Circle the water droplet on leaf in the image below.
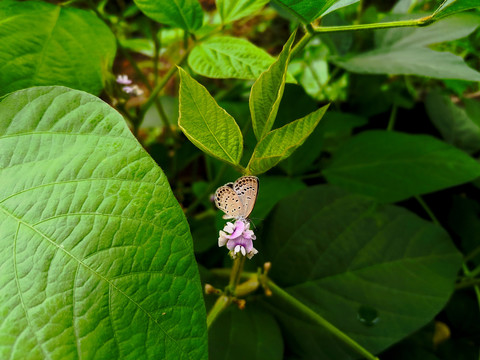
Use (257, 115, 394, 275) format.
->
(357, 305, 379, 327)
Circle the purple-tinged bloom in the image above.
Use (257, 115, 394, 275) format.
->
(218, 219, 257, 259)
(116, 74, 132, 85)
(122, 85, 144, 96)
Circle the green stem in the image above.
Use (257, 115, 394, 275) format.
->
(206, 257, 247, 328)
(152, 22, 161, 85)
(207, 295, 230, 329)
(228, 256, 246, 291)
(462, 264, 480, 310)
(138, 44, 193, 120)
(465, 245, 480, 262)
(290, 30, 313, 60)
(387, 103, 397, 131)
(86, 0, 172, 134)
(116, 41, 173, 134)
(469, 264, 480, 278)
(117, 42, 151, 89)
(210, 268, 253, 280)
(456, 277, 480, 290)
(312, 15, 434, 34)
(267, 280, 380, 360)
(147, 23, 174, 132)
(415, 196, 439, 225)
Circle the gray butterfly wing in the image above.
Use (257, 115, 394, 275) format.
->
(214, 185, 244, 219)
(233, 176, 259, 218)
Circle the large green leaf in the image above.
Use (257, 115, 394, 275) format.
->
(336, 13, 480, 81)
(376, 13, 480, 48)
(250, 32, 296, 141)
(247, 105, 329, 175)
(272, 0, 358, 23)
(209, 305, 283, 360)
(323, 131, 480, 203)
(134, 0, 203, 31)
(433, 0, 480, 19)
(335, 47, 480, 81)
(250, 176, 306, 224)
(188, 37, 275, 80)
(261, 185, 462, 359)
(217, 0, 270, 23)
(178, 67, 243, 166)
(0, 86, 207, 359)
(425, 90, 480, 154)
(0, 1, 116, 97)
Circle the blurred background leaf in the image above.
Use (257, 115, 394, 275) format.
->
(0, 1, 116, 96)
(258, 185, 462, 359)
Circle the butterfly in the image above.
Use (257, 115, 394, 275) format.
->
(214, 176, 259, 220)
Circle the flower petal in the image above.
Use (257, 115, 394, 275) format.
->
(228, 220, 246, 239)
(247, 248, 258, 259)
(218, 231, 228, 247)
(224, 222, 235, 234)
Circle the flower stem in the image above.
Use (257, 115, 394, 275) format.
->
(206, 256, 248, 328)
(267, 280, 380, 360)
(229, 256, 246, 291)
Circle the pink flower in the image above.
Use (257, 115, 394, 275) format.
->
(218, 219, 257, 259)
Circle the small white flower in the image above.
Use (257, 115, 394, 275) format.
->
(116, 74, 132, 85)
(122, 85, 144, 96)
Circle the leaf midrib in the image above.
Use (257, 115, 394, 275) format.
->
(181, 83, 238, 164)
(327, 153, 479, 172)
(31, 6, 61, 86)
(13, 222, 50, 359)
(0, 177, 160, 205)
(171, 0, 191, 31)
(0, 204, 188, 358)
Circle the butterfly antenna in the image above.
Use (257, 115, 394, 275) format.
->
(248, 217, 263, 230)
